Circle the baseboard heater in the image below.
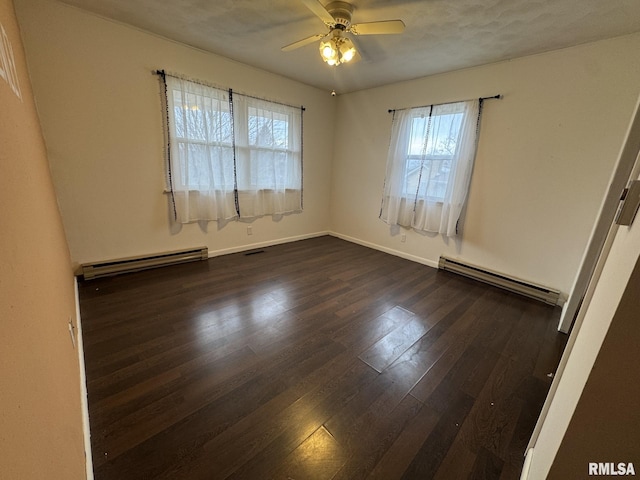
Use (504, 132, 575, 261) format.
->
(81, 247, 208, 280)
(438, 256, 560, 305)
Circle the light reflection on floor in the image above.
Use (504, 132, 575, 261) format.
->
(274, 424, 346, 479)
(192, 284, 293, 352)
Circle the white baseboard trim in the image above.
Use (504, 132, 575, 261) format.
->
(328, 231, 440, 269)
(520, 448, 534, 480)
(74, 278, 94, 480)
(207, 231, 330, 258)
(558, 300, 571, 332)
(328, 233, 569, 307)
(206, 229, 438, 269)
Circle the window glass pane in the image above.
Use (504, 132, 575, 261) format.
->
(248, 107, 289, 149)
(172, 90, 232, 144)
(177, 141, 235, 189)
(240, 101, 299, 191)
(408, 115, 429, 156)
(404, 111, 463, 200)
(430, 113, 463, 156)
(415, 158, 451, 199)
(408, 112, 463, 157)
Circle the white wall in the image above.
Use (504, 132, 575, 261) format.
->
(15, 0, 640, 297)
(15, 0, 336, 267)
(330, 34, 640, 297)
(527, 163, 640, 479)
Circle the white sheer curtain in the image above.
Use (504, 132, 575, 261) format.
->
(380, 99, 480, 236)
(233, 94, 303, 218)
(165, 76, 238, 223)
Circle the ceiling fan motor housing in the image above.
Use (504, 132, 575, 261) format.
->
(326, 1, 354, 29)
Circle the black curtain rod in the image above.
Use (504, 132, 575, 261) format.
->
(388, 94, 502, 113)
(154, 69, 305, 111)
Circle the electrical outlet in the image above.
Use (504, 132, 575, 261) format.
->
(247, 225, 253, 235)
(401, 234, 406, 243)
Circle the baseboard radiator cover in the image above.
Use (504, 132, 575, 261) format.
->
(438, 256, 560, 305)
(81, 247, 208, 280)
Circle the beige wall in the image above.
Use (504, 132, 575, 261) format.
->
(15, 0, 336, 267)
(0, 0, 86, 478)
(329, 34, 640, 297)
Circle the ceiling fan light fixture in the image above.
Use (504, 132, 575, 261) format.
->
(339, 37, 356, 63)
(285, 1, 405, 67)
(319, 35, 356, 66)
(319, 39, 338, 64)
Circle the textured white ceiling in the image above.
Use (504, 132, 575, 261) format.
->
(56, 0, 640, 93)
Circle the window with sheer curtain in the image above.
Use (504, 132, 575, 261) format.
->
(233, 95, 303, 219)
(380, 99, 481, 237)
(163, 74, 303, 224)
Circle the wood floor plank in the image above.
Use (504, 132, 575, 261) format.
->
(221, 368, 384, 480)
(270, 426, 347, 480)
(330, 393, 424, 479)
(93, 334, 344, 468)
(532, 303, 568, 382)
(368, 403, 441, 479)
(358, 315, 427, 373)
(433, 439, 477, 480)
(506, 376, 552, 467)
(96, 343, 359, 479)
(78, 235, 567, 480)
(401, 388, 476, 479)
(330, 305, 413, 351)
(387, 288, 487, 393)
(457, 356, 531, 464)
(470, 447, 505, 480)
(408, 288, 505, 403)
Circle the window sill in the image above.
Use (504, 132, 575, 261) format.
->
(163, 188, 301, 194)
(396, 196, 445, 206)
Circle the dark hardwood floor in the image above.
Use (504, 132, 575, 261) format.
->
(78, 235, 567, 480)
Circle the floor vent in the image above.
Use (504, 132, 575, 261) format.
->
(438, 256, 560, 305)
(81, 247, 208, 280)
(244, 249, 265, 256)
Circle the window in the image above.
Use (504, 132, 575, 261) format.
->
(233, 96, 302, 193)
(380, 100, 481, 236)
(246, 106, 291, 189)
(405, 106, 464, 200)
(163, 74, 303, 223)
(170, 84, 234, 190)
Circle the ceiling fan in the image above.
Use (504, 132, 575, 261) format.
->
(282, 0, 405, 66)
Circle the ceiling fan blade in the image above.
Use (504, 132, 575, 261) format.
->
(350, 20, 405, 35)
(282, 33, 326, 52)
(299, 0, 335, 25)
